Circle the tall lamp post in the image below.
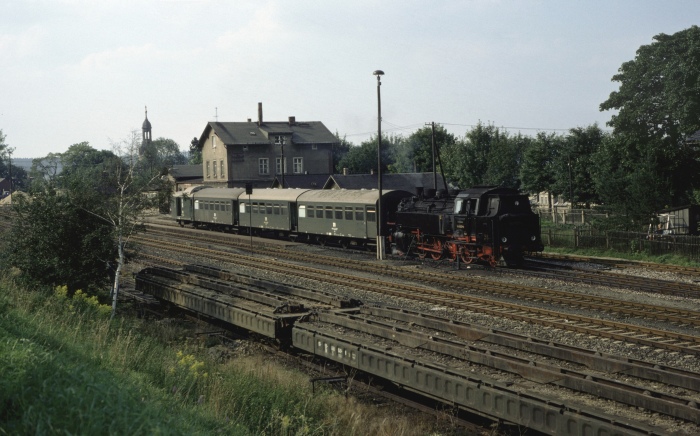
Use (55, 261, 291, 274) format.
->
(373, 69, 385, 260)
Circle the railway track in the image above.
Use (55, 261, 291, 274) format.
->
(133, 231, 700, 358)
(129, 260, 700, 433)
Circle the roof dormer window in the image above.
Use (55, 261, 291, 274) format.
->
(275, 135, 285, 145)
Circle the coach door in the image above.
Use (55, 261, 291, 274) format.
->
(365, 205, 377, 238)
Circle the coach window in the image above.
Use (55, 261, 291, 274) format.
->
(325, 206, 333, 219)
(345, 207, 353, 220)
(252, 202, 259, 214)
(355, 207, 364, 221)
(239, 203, 247, 214)
(366, 206, 376, 222)
(215, 202, 219, 211)
(281, 204, 288, 215)
(273, 205, 280, 215)
(335, 207, 343, 220)
(305, 205, 313, 218)
(316, 207, 324, 218)
(194, 200, 200, 210)
(299, 205, 307, 218)
(266, 204, 273, 214)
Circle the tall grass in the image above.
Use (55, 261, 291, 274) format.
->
(0, 273, 449, 435)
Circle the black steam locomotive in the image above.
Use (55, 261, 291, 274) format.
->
(391, 186, 543, 267)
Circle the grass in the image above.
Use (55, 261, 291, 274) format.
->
(0, 272, 452, 435)
(543, 245, 700, 267)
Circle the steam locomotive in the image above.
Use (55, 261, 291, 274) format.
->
(392, 186, 543, 267)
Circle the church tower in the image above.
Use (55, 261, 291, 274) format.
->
(142, 106, 152, 143)
(140, 106, 152, 156)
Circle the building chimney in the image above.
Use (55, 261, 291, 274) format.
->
(258, 102, 263, 126)
(288, 116, 296, 125)
(247, 118, 251, 122)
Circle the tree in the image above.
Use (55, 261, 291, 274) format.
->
(0, 129, 8, 177)
(390, 124, 457, 174)
(600, 25, 700, 209)
(442, 122, 519, 189)
(99, 131, 164, 318)
(189, 137, 202, 165)
(140, 137, 187, 175)
(336, 134, 399, 175)
(520, 132, 560, 208)
(551, 125, 606, 207)
(332, 132, 353, 173)
(5, 186, 115, 291)
(484, 132, 529, 189)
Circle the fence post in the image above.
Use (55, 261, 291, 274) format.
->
(606, 231, 609, 249)
(581, 210, 585, 225)
(574, 227, 579, 248)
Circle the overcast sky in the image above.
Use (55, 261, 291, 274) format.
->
(2, 0, 698, 158)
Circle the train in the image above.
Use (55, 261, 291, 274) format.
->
(171, 185, 543, 266)
(392, 186, 544, 267)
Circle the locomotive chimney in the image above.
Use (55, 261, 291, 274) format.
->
(258, 102, 263, 126)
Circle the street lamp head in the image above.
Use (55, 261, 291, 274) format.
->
(373, 70, 384, 76)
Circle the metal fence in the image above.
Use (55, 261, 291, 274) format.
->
(541, 227, 700, 261)
(534, 206, 612, 225)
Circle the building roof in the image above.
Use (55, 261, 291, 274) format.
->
(169, 165, 202, 181)
(271, 174, 329, 189)
(199, 120, 338, 147)
(325, 173, 448, 192)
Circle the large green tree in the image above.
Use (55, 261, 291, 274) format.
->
(336, 134, 399, 175)
(139, 137, 187, 175)
(552, 125, 606, 207)
(520, 132, 561, 207)
(600, 25, 700, 211)
(390, 124, 457, 174)
(442, 122, 522, 189)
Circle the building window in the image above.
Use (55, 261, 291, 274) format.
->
(206, 161, 210, 178)
(220, 160, 225, 179)
(274, 135, 285, 145)
(293, 157, 303, 174)
(212, 136, 217, 148)
(312, 144, 318, 150)
(213, 160, 217, 178)
(259, 158, 269, 175)
(276, 157, 286, 174)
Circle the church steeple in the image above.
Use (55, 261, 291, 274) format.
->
(142, 106, 152, 143)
